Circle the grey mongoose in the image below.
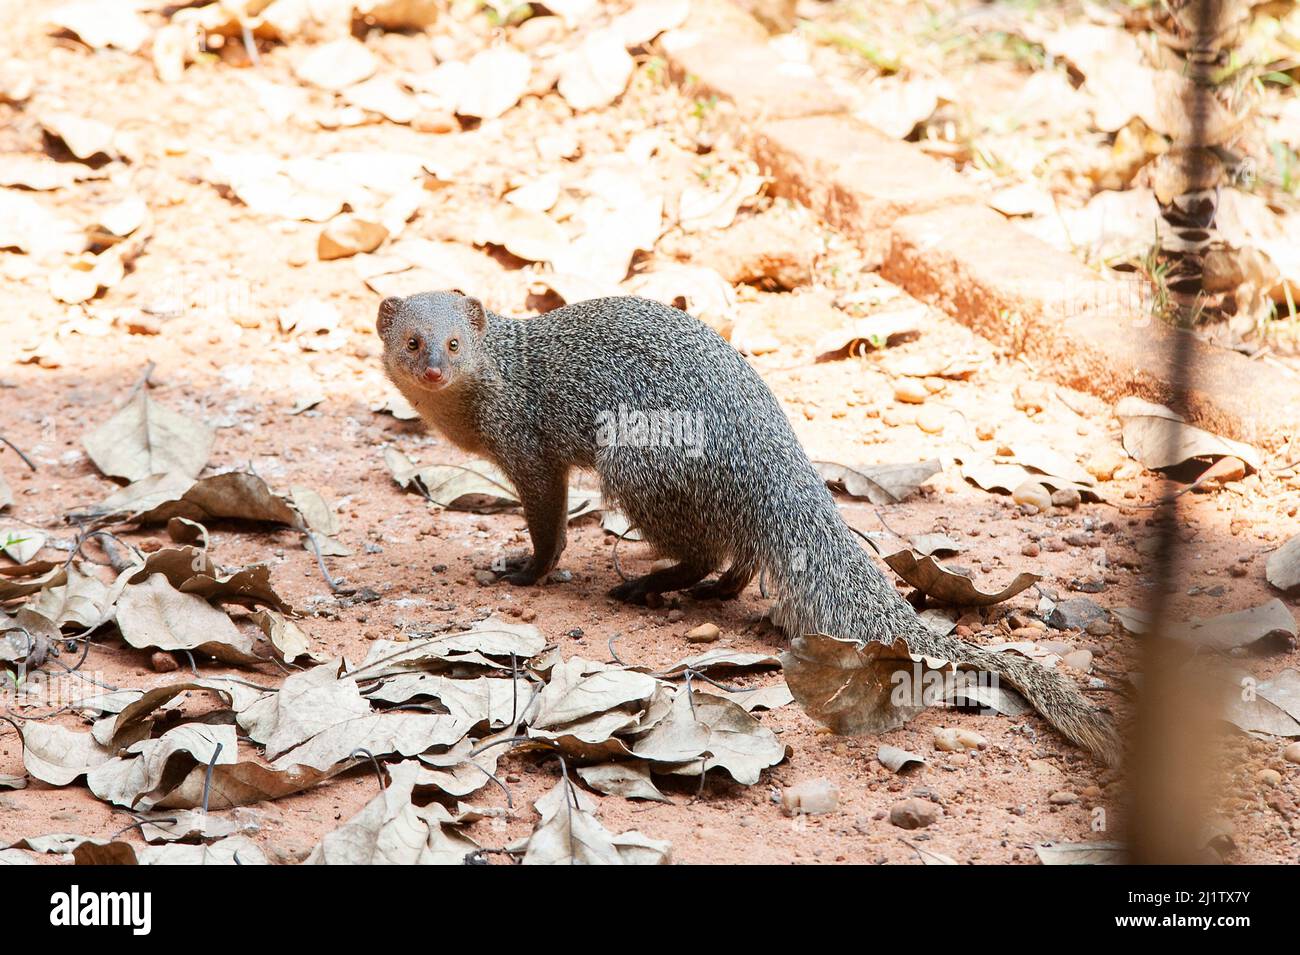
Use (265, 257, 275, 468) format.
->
(377, 291, 1120, 764)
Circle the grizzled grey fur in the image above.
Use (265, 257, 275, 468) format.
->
(378, 292, 1119, 763)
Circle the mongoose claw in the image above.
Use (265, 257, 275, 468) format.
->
(688, 579, 742, 601)
(502, 570, 543, 586)
(492, 550, 539, 583)
(607, 579, 655, 605)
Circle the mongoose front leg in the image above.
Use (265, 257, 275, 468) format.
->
(501, 468, 569, 585)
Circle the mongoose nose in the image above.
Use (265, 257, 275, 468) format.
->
(422, 367, 444, 384)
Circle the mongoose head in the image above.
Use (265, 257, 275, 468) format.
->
(376, 291, 487, 394)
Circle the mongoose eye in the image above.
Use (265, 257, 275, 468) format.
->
(406, 337, 420, 352)
(447, 338, 460, 353)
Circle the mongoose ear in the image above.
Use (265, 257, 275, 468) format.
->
(377, 297, 402, 337)
(463, 296, 487, 335)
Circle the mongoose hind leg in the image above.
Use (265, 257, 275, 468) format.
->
(689, 558, 757, 601)
(609, 560, 714, 604)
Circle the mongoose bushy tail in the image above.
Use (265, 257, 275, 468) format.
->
(378, 292, 1121, 765)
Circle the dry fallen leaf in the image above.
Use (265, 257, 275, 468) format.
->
(271, 711, 471, 773)
(48, 0, 151, 53)
(1178, 600, 1297, 652)
(649, 648, 782, 679)
(342, 75, 419, 124)
(625, 265, 735, 328)
(1116, 397, 1261, 472)
(88, 723, 236, 809)
(157, 759, 350, 811)
(678, 171, 764, 233)
(473, 203, 569, 263)
(0, 154, 95, 191)
(293, 37, 378, 90)
(40, 111, 117, 160)
(88, 469, 301, 526)
(384, 449, 519, 509)
(958, 457, 1098, 501)
(632, 688, 786, 785)
(28, 562, 116, 630)
(135, 807, 261, 844)
(351, 616, 547, 681)
(527, 657, 658, 730)
(0, 526, 44, 563)
(780, 633, 954, 736)
(414, 736, 504, 798)
(576, 761, 671, 802)
(558, 29, 633, 111)
(456, 46, 532, 119)
(1221, 667, 1300, 738)
(1266, 535, 1300, 593)
(305, 761, 478, 864)
(877, 745, 926, 773)
(1034, 841, 1125, 865)
(612, 0, 690, 45)
(116, 573, 262, 665)
(21, 722, 115, 786)
(83, 387, 214, 483)
(815, 459, 941, 505)
(240, 660, 371, 759)
(205, 153, 342, 222)
(883, 551, 1040, 607)
(0, 190, 85, 257)
(524, 781, 669, 865)
(812, 313, 924, 357)
(856, 74, 948, 139)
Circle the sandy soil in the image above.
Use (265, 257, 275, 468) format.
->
(1, 1, 1298, 864)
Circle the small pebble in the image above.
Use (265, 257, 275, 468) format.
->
(1049, 790, 1079, 805)
(1258, 768, 1282, 788)
(894, 379, 928, 404)
(1013, 382, 1049, 415)
(149, 651, 179, 673)
(1011, 480, 1051, 512)
(881, 406, 915, 427)
(1284, 742, 1300, 765)
(685, 622, 720, 643)
(411, 109, 456, 133)
(1085, 618, 1113, 637)
(473, 570, 496, 586)
(1050, 487, 1082, 509)
(1061, 649, 1093, 672)
(933, 727, 986, 752)
(781, 779, 840, 816)
(1085, 448, 1126, 481)
(889, 797, 940, 830)
(915, 406, 946, 434)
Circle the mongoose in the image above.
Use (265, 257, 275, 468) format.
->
(377, 292, 1120, 764)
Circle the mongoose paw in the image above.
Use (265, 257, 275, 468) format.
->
(493, 551, 547, 583)
(689, 579, 743, 601)
(607, 579, 660, 605)
(501, 568, 543, 586)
